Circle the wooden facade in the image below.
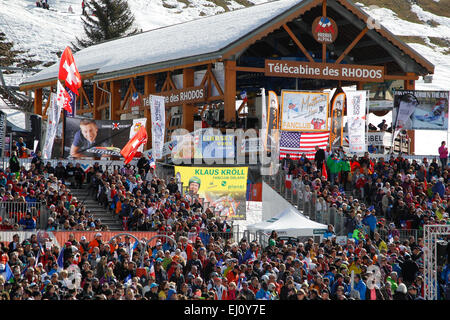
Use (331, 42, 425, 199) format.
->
(22, 0, 433, 152)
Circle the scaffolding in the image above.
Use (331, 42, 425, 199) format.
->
(423, 224, 450, 300)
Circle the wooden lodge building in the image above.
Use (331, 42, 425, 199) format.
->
(20, 0, 434, 153)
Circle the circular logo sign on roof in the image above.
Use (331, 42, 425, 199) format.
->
(312, 16, 338, 44)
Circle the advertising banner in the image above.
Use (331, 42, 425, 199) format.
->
(43, 93, 61, 159)
(201, 132, 235, 159)
(393, 90, 449, 130)
(174, 166, 248, 220)
(280, 90, 329, 131)
(64, 117, 136, 158)
(129, 118, 147, 153)
(150, 95, 166, 159)
(346, 90, 367, 154)
(329, 91, 345, 148)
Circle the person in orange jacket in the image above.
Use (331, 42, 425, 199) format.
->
(88, 233, 103, 253)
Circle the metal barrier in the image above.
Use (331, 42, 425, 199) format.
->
(0, 201, 46, 230)
(378, 228, 424, 242)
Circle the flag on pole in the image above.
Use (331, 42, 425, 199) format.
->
(58, 46, 82, 95)
(121, 125, 148, 164)
(0, 262, 13, 281)
(56, 80, 72, 113)
(280, 131, 330, 160)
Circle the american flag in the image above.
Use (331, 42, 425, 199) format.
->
(279, 131, 330, 160)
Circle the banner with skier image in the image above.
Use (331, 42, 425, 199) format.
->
(280, 91, 329, 132)
(43, 93, 61, 159)
(265, 90, 279, 151)
(393, 90, 449, 130)
(346, 90, 367, 154)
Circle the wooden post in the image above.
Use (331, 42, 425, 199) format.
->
(34, 88, 42, 116)
(110, 80, 121, 120)
(322, 0, 327, 63)
(404, 72, 416, 154)
(93, 83, 101, 120)
(144, 74, 156, 149)
(182, 68, 196, 132)
(224, 60, 236, 123)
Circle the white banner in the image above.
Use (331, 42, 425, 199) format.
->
(129, 118, 147, 153)
(261, 88, 267, 133)
(149, 95, 165, 159)
(280, 90, 329, 131)
(346, 90, 366, 154)
(43, 93, 61, 159)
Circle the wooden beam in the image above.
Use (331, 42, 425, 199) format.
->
(335, 27, 368, 64)
(209, 67, 224, 96)
(235, 66, 265, 73)
(224, 60, 236, 122)
(282, 24, 314, 63)
(182, 68, 196, 132)
(93, 84, 101, 119)
(34, 88, 42, 116)
(110, 80, 121, 120)
(384, 74, 419, 81)
(20, 72, 97, 91)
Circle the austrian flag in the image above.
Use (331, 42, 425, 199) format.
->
(58, 47, 81, 95)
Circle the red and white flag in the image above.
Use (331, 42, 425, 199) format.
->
(120, 125, 148, 164)
(58, 47, 82, 95)
(285, 174, 292, 189)
(56, 80, 72, 113)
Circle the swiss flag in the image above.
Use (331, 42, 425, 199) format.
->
(56, 80, 72, 113)
(120, 125, 148, 164)
(58, 47, 82, 95)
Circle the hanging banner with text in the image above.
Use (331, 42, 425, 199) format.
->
(174, 166, 248, 220)
(329, 91, 345, 148)
(280, 90, 329, 131)
(150, 95, 166, 159)
(265, 60, 384, 82)
(346, 90, 367, 154)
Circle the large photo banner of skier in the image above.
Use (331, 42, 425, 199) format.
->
(174, 166, 248, 220)
(393, 90, 449, 130)
(329, 91, 345, 149)
(64, 117, 146, 158)
(280, 91, 329, 131)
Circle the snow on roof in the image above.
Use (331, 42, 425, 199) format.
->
(23, 0, 304, 85)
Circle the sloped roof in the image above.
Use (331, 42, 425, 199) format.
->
(21, 0, 434, 89)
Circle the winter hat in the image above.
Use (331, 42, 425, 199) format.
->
(396, 283, 407, 294)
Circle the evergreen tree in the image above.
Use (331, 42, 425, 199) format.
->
(0, 31, 21, 69)
(73, 0, 138, 51)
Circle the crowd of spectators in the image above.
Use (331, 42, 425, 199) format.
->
(281, 146, 450, 243)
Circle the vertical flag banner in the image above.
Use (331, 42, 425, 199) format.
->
(280, 91, 329, 131)
(65, 88, 77, 117)
(150, 95, 166, 159)
(346, 90, 367, 154)
(0, 111, 6, 157)
(43, 93, 61, 159)
(174, 166, 248, 220)
(261, 88, 267, 141)
(266, 90, 279, 151)
(56, 80, 72, 113)
(329, 91, 345, 148)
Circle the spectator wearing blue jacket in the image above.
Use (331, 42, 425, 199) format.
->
(362, 208, 377, 239)
(432, 177, 445, 198)
(348, 273, 367, 300)
(330, 273, 348, 296)
(19, 212, 36, 230)
(241, 242, 258, 264)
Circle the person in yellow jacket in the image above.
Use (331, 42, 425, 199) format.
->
(348, 256, 363, 275)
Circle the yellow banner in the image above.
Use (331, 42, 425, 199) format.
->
(175, 166, 248, 220)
